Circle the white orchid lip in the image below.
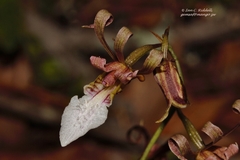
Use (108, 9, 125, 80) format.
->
(59, 78, 118, 147)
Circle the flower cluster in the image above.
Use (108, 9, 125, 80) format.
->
(59, 9, 162, 147)
(59, 9, 239, 160)
(168, 121, 239, 160)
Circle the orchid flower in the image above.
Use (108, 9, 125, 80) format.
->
(150, 28, 188, 123)
(168, 121, 239, 160)
(168, 104, 240, 160)
(59, 9, 161, 147)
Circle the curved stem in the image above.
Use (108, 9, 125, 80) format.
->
(140, 107, 176, 160)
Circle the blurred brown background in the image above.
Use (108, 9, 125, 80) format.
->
(0, 0, 239, 159)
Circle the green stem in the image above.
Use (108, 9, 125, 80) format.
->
(140, 30, 189, 159)
(140, 107, 175, 160)
(167, 33, 205, 150)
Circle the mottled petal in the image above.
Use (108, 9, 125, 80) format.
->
(114, 26, 133, 62)
(90, 57, 138, 86)
(153, 59, 188, 109)
(116, 69, 138, 84)
(102, 72, 117, 87)
(103, 63, 138, 86)
(104, 61, 125, 72)
(84, 75, 105, 97)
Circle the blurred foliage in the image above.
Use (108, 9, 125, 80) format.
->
(36, 0, 57, 16)
(30, 53, 84, 95)
(0, 0, 83, 93)
(0, 0, 25, 53)
(36, 58, 67, 87)
(0, 0, 42, 63)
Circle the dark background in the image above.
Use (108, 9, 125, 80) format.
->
(0, 0, 239, 159)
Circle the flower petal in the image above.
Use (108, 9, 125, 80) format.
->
(114, 26, 133, 62)
(103, 62, 138, 86)
(59, 76, 119, 147)
(153, 59, 188, 109)
(161, 27, 170, 58)
(196, 149, 220, 160)
(90, 56, 138, 86)
(221, 143, 239, 159)
(139, 49, 163, 74)
(150, 28, 169, 58)
(59, 95, 109, 147)
(84, 75, 105, 97)
(155, 104, 171, 123)
(168, 134, 195, 160)
(90, 56, 107, 71)
(125, 43, 161, 67)
(83, 9, 116, 60)
(201, 121, 223, 144)
(197, 143, 239, 160)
